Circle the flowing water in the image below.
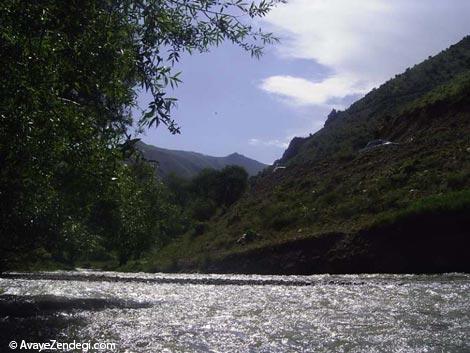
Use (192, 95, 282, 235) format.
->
(0, 271, 469, 352)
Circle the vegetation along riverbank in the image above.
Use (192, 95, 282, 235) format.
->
(1, 2, 469, 275)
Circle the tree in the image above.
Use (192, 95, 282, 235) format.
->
(217, 165, 249, 206)
(128, 0, 285, 133)
(0, 0, 281, 269)
(186, 166, 248, 221)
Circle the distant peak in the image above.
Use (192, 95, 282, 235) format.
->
(228, 152, 242, 157)
(137, 143, 266, 177)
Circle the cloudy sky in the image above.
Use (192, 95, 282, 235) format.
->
(138, 0, 470, 164)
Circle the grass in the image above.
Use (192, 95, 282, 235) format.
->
(371, 189, 470, 229)
(137, 45, 470, 273)
(143, 128, 469, 272)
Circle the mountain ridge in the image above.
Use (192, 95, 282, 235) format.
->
(137, 141, 267, 179)
(277, 35, 470, 167)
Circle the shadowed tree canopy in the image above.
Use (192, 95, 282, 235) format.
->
(0, 0, 282, 269)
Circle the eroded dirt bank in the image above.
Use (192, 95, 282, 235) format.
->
(193, 209, 470, 275)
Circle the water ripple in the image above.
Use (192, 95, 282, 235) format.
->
(0, 272, 469, 352)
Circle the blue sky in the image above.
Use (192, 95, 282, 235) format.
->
(138, 0, 470, 165)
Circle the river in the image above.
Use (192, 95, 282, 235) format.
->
(1, 271, 469, 352)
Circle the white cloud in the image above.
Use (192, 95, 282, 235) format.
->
(260, 0, 470, 106)
(260, 75, 368, 106)
(249, 138, 289, 149)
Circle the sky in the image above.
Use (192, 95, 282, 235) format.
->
(137, 0, 470, 165)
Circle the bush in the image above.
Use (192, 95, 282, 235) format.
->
(336, 146, 355, 162)
(447, 168, 470, 190)
(262, 203, 300, 230)
(190, 199, 217, 221)
(243, 229, 257, 242)
(373, 189, 470, 228)
(193, 222, 207, 237)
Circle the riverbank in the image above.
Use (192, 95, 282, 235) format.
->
(4, 190, 469, 276)
(202, 208, 469, 275)
(135, 190, 470, 274)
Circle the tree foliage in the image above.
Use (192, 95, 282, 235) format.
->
(167, 166, 249, 221)
(0, 0, 280, 269)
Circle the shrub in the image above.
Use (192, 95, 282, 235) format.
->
(192, 222, 206, 237)
(190, 199, 217, 221)
(262, 203, 300, 230)
(373, 189, 470, 228)
(447, 168, 470, 190)
(243, 229, 257, 242)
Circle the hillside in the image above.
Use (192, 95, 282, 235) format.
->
(137, 142, 267, 178)
(142, 37, 470, 274)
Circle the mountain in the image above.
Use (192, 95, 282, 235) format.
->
(136, 142, 267, 178)
(146, 36, 470, 274)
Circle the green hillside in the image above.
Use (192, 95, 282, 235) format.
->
(143, 36, 470, 274)
(278, 36, 470, 166)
